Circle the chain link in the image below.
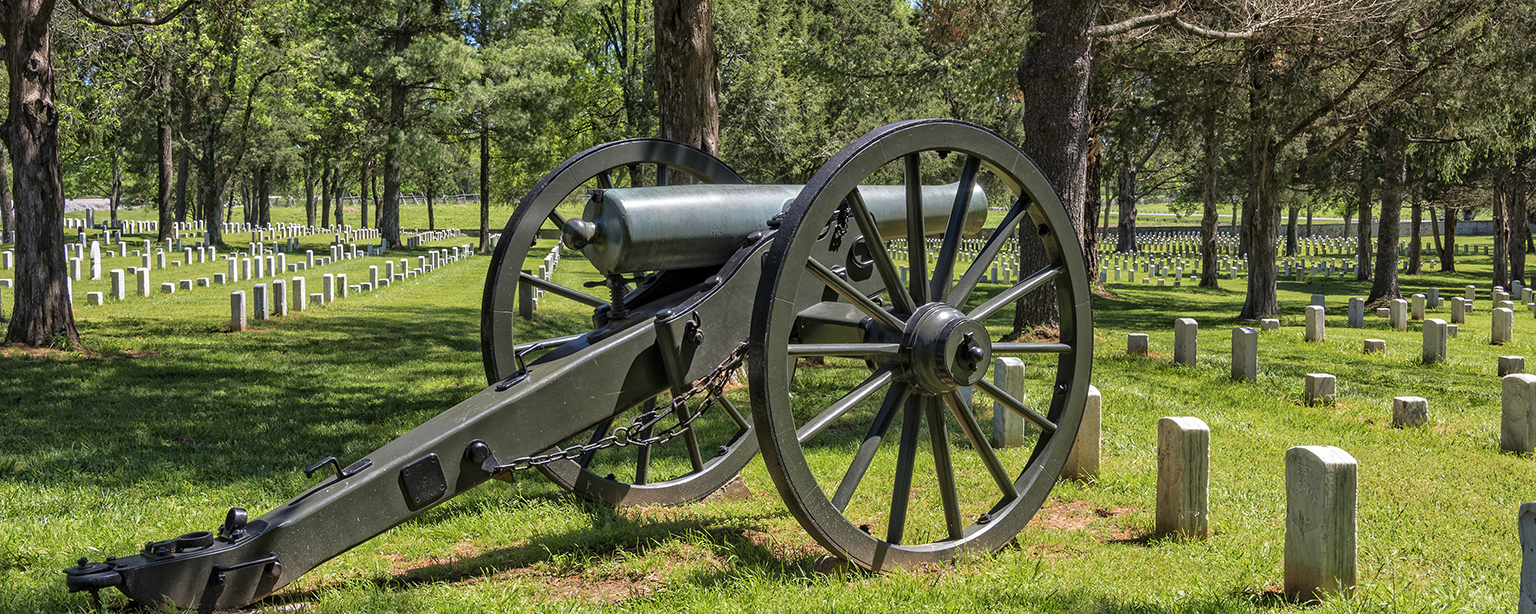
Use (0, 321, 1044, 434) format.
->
(493, 341, 749, 473)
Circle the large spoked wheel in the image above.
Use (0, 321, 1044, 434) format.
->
(481, 139, 759, 506)
(748, 119, 1092, 569)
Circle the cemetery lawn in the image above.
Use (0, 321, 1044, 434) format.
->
(1, 234, 1526, 613)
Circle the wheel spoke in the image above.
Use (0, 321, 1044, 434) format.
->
(942, 391, 1018, 501)
(845, 190, 917, 315)
(715, 393, 750, 430)
(925, 397, 965, 540)
(633, 400, 655, 484)
(949, 196, 1030, 308)
(787, 343, 901, 358)
(832, 383, 909, 512)
(967, 264, 1062, 321)
(886, 394, 925, 545)
(578, 418, 613, 469)
(904, 153, 929, 305)
(657, 163, 670, 187)
(806, 257, 906, 333)
(597, 170, 615, 189)
(797, 366, 896, 443)
(676, 403, 705, 472)
(991, 342, 1073, 355)
(974, 378, 1056, 433)
(519, 273, 608, 308)
(930, 156, 980, 302)
(546, 210, 567, 229)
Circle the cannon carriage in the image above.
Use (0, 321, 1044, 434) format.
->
(63, 119, 1092, 611)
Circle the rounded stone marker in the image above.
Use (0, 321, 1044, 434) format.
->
(1128, 333, 1149, 356)
(1502, 356, 1527, 377)
(1285, 445, 1357, 602)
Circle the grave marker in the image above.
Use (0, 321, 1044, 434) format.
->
(1502, 356, 1526, 377)
(1174, 318, 1198, 366)
(1304, 306, 1325, 342)
(1495, 307, 1516, 345)
(1062, 386, 1101, 480)
(231, 292, 247, 331)
(1422, 319, 1448, 364)
(1128, 334, 1149, 356)
(1232, 327, 1258, 381)
(1284, 446, 1357, 601)
(1304, 374, 1336, 405)
(1389, 299, 1408, 332)
(1503, 374, 1536, 454)
(1347, 298, 1364, 328)
(1156, 416, 1209, 539)
(1392, 396, 1428, 427)
(992, 358, 1026, 448)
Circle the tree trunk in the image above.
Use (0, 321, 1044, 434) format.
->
(320, 165, 331, 228)
(653, 0, 719, 156)
(372, 162, 381, 228)
(334, 166, 345, 228)
(359, 157, 370, 229)
(255, 167, 271, 227)
(1305, 203, 1313, 239)
(2, 0, 80, 346)
(1285, 204, 1297, 256)
(381, 32, 406, 250)
(1082, 140, 1101, 287)
(1199, 107, 1220, 288)
(1239, 41, 1280, 319)
(1494, 169, 1510, 290)
(426, 189, 435, 231)
(1367, 123, 1406, 304)
(1408, 192, 1422, 275)
(174, 85, 191, 224)
(1442, 210, 1457, 272)
(303, 164, 316, 228)
(1013, 0, 1094, 334)
(0, 142, 12, 245)
(1356, 178, 1372, 280)
(1514, 176, 1529, 285)
(109, 147, 121, 226)
(1114, 165, 1137, 252)
(479, 118, 490, 254)
(156, 81, 173, 241)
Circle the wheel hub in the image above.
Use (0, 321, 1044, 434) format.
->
(903, 304, 992, 395)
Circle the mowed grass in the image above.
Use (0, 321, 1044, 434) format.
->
(0, 232, 1529, 613)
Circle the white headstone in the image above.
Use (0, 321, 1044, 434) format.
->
(1304, 373, 1336, 405)
(1174, 318, 1198, 366)
(231, 291, 247, 331)
(992, 357, 1026, 448)
(1156, 416, 1209, 539)
(1304, 306, 1325, 342)
(1495, 307, 1515, 345)
(1232, 327, 1258, 381)
(1392, 396, 1427, 427)
(1284, 445, 1357, 601)
(1063, 385, 1100, 481)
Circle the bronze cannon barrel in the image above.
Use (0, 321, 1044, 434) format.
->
(563, 182, 988, 275)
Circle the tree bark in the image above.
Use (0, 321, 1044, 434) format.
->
(380, 29, 406, 250)
(1239, 41, 1280, 319)
(1284, 204, 1297, 256)
(254, 167, 270, 227)
(303, 163, 316, 228)
(1494, 168, 1510, 290)
(653, 0, 719, 156)
(109, 147, 121, 226)
(479, 116, 490, 254)
(156, 74, 173, 241)
(1367, 123, 1406, 304)
(333, 165, 345, 228)
(1442, 210, 1457, 272)
(426, 189, 435, 231)
(0, 142, 12, 245)
(1514, 175, 1528, 285)
(2, 0, 81, 347)
(1199, 107, 1221, 288)
(1013, 0, 1094, 333)
(1408, 192, 1422, 275)
(1114, 165, 1137, 252)
(1355, 177, 1372, 280)
(1083, 139, 1101, 288)
(359, 156, 370, 229)
(320, 165, 331, 228)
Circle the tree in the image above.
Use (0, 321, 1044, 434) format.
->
(654, 0, 717, 155)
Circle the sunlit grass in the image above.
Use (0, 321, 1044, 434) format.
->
(0, 232, 1527, 613)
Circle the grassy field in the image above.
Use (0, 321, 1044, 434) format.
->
(0, 232, 1528, 613)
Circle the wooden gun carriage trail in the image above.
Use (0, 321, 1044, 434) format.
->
(62, 119, 1094, 611)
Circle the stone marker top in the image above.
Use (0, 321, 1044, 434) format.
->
(1288, 444, 1357, 468)
(1160, 415, 1209, 433)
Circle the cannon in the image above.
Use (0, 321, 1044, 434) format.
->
(62, 119, 1092, 611)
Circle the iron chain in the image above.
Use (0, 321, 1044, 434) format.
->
(493, 341, 748, 473)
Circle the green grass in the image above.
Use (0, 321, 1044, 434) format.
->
(0, 232, 1529, 613)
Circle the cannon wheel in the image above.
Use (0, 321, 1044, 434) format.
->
(481, 139, 759, 506)
(748, 119, 1092, 569)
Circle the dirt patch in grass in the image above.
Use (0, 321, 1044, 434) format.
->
(1029, 500, 1144, 542)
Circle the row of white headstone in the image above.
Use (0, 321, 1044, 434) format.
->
(230, 246, 475, 330)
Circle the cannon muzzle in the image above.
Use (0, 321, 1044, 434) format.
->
(565, 182, 987, 275)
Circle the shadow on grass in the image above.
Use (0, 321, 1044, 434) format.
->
(0, 305, 491, 489)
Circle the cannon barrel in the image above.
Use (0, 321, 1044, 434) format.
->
(563, 182, 988, 275)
